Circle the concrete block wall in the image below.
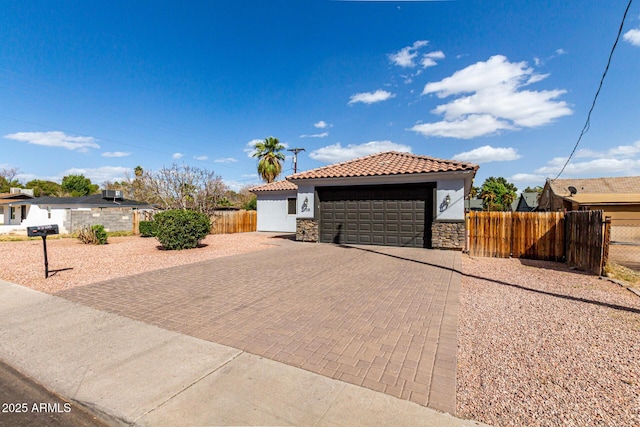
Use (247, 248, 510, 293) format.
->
(67, 210, 134, 233)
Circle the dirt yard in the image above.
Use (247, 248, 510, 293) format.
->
(0, 232, 281, 293)
(459, 255, 640, 427)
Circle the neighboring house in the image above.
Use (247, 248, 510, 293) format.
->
(250, 180, 299, 233)
(538, 176, 640, 243)
(464, 198, 483, 212)
(538, 176, 640, 213)
(252, 151, 478, 249)
(514, 192, 540, 212)
(0, 188, 35, 228)
(0, 190, 153, 235)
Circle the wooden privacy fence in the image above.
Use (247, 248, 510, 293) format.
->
(466, 211, 565, 260)
(210, 210, 257, 234)
(565, 210, 611, 275)
(466, 210, 610, 275)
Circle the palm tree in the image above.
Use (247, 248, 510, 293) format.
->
(253, 137, 285, 183)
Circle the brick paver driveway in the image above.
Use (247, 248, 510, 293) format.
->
(58, 238, 462, 414)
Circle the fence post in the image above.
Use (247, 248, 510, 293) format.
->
(600, 216, 611, 275)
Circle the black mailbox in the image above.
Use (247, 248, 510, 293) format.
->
(27, 224, 59, 237)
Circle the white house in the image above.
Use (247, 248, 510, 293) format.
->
(0, 190, 152, 235)
(251, 151, 478, 249)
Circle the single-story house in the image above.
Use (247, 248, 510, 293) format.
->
(0, 189, 153, 235)
(0, 189, 35, 228)
(514, 192, 540, 212)
(538, 176, 640, 213)
(538, 176, 640, 243)
(251, 151, 478, 249)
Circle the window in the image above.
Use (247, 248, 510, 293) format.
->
(287, 198, 297, 215)
(10, 207, 15, 220)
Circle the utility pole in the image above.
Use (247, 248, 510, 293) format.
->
(287, 148, 305, 173)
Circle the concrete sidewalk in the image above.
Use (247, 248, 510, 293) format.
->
(0, 280, 486, 426)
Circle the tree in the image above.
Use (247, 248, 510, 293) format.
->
(142, 163, 227, 215)
(480, 176, 518, 211)
(25, 180, 62, 197)
(0, 168, 22, 193)
(524, 185, 543, 193)
(61, 174, 100, 197)
(252, 137, 285, 183)
(469, 185, 481, 199)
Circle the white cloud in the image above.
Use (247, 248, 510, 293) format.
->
(172, 152, 184, 159)
(535, 156, 640, 176)
(576, 141, 640, 159)
(314, 121, 332, 129)
(410, 114, 514, 139)
(555, 48, 567, 55)
(193, 155, 208, 161)
(309, 141, 411, 163)
(5, 131, 99, 152)
(348, 89, 395, 105)
(388, 40, 428, 68)
(300, 132, 329, 138)
(510, 173, 547, 183)
(623, 28, 640, 46)
(59, 166, 130, 184)
(102, 151, 131, 158)
(453, 145, 521, 163)
(214, 157, 238, 163)
(412, 55, 572, 139)
(421, 50, 445, 68)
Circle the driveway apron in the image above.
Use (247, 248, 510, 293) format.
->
(57, 239, 462, 414)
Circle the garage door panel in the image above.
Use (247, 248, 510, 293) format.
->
(372, 223, 385, 232)
(400, 212, 414, 221)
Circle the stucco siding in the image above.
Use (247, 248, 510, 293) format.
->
(256, 193, 297, 232)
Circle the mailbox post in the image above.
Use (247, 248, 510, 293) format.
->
(27, 225, 59, 278)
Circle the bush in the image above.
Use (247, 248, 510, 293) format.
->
(139, 220, 157, 237)
(77, 224, 108, 245)
(154, 209, 211, 250)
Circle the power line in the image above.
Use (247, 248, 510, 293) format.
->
(553, 0, 635, 180)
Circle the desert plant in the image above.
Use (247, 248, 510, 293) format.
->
(138, 220, 158, 237)
(77, 224, 108, 245)
(154, 209, 211, 250)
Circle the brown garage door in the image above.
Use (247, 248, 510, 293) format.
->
(318, 184, 433, 248)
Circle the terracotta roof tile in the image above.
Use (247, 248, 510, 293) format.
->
(287, 151, 478, 180)
(549, 176, 640, 195)
(249, 180, 298, 192)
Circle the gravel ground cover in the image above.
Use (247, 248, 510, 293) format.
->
(458, 255, 640, 427)
(0, 232, 278, 294)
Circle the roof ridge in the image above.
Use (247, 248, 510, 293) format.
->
(288, 151, 478, 180)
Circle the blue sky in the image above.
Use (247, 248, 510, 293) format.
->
(2, 0, 640, 192)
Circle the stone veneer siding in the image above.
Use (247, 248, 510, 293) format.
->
(431, 220, 466, 250)
(296, 218, 319, 242)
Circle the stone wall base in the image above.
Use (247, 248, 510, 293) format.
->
(431, 220, 465, 250)
(296, 218, 318, 242)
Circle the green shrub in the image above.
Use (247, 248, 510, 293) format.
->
(154, 209, 211, 250)
(139, 220, 157, 237)
(77, 224, 108, 245)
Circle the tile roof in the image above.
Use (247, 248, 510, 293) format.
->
(249, 180, 298, 192)
(287, 151, 479, 180)
(549, 176, 640, 195)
